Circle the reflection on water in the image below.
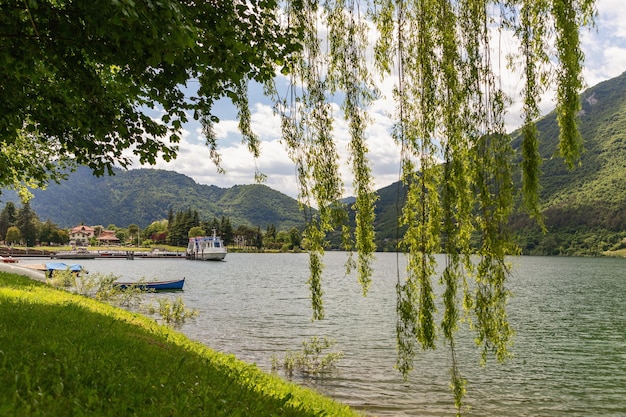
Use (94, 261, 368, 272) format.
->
(24, 253, 626, 416)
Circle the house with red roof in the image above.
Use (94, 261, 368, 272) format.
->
(69, 225, 95, 246)
(97, 229, 120, 245)
(69, 225, 120, 246)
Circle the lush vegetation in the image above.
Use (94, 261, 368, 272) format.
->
(508, 71, 626, 255)
(272, 336, 345, 378)
(0, 201, 304, 253)
(0, 167, 305, 231)
(0, 201, 69, 246)
(1, 0, 296, 197)
(0, 272, 360, 417)
(2, 0, 605, 413)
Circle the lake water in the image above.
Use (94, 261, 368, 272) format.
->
(23, 253, 626, 416)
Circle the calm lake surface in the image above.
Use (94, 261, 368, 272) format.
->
(25, 253, 626, 416)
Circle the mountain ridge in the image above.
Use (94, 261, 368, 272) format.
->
(0, 167, 305, 231)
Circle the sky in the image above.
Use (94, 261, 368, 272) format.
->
(135, 0, 626, 200)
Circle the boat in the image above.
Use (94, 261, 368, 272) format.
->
(45, 262, 86, 277)
(0, 256, 18, 263)
(186, 230, 227, 261)
(113, 278, 185, 291)
(136, 249, 185, 258)
(50, 248, 96, 259)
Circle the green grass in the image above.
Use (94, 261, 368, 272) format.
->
(0, 272, 361, 417)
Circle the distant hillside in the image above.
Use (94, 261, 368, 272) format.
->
(511, 72, 626, 217)
(0, 167, 305, 231)
(348, 72, 626, 254)
(508, 71, 626, 254)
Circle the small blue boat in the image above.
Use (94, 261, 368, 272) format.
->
(113, 278, 185, 291)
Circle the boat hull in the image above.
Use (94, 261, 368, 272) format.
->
(113, 278, 185, 291)
(192, 252, 227, 261)
(46, 262, 85, 273)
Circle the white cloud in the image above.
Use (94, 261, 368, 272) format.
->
(581, 0, 626, 85)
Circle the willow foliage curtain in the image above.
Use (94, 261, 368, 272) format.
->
(275, 0, 595, 412)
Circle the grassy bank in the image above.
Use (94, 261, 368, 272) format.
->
(0, 272, 361, 417)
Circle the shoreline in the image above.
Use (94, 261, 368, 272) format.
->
(0, 261, 46, 282)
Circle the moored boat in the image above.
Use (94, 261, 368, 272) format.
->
(44, 262, 86, 278)
(113, 278, 185, 291)
(186, 230, 227, 261)
(51, 248, 96, 259)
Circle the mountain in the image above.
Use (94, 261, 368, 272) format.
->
(512, 72, 626, 217)
(0, 167, 305, 231)
(353, 72, 626, 254)
(508, 71, 626, 254)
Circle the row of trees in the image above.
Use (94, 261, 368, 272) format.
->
(0, 202, 303, 251)
(164, 208, 302, 251)
(0, 202, 69, 246)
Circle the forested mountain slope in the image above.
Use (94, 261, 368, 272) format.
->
(0, 167, 305, 231)
(512, 71, 626, 222)
(509, 71, 626, 254)
(358, 72, 626, 254)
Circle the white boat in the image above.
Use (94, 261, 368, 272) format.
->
(50, 247, 96, 259)
(186, 230, 227, 261)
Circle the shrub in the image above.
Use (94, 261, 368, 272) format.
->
(272, 336, 344, 378)
(151, 296, 199, 325)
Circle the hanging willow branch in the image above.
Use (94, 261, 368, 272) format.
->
(277, 0, 594, 413)
(326, 0, 378, 295)
(518, 0, 550, 224)
(278, 0, 378, 320)
(553, 0, 593, 168)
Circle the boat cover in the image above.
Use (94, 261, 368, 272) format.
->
(45, 262, 83, 272)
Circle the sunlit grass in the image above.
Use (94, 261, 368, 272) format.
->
(0, 272, 361, 417)
(604, 248, 626, 257)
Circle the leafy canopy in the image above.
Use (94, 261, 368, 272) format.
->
(1, 0, 296, 192)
